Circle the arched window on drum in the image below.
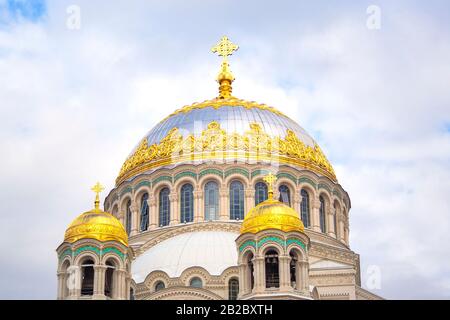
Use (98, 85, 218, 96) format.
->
(126, 200, 132, 235)
(278, 185, 291, 206)
(228, 278, 239, 300)
(140, 193, 149, 232)
(319, 195, 326, 233)
(159, 188, 170, 227)
(255, 181, 268, 205)
(204, 181, 219, 221)
(300, 189, 310, 228)
(230, 180, 244, 220)
(180, 183, 194, 223)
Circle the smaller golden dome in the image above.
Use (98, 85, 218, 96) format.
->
(240, 198, 305, 234)
(240, 173, 304, 234)
(64, 182, 128, 246)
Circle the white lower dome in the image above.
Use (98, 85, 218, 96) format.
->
(132, 231, 239, 282)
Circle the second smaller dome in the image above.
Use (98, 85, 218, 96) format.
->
(240, 198, 305, 235)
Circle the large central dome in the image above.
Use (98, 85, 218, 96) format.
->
(116, 98, 336, 185)
(116, 37, 336, 185)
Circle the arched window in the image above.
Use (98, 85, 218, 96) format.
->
(140, 193, 149, 232)
(204, 181, 219, 221)
(104, 260, 116, 298)
(228, 278, 239, 300)
(319, 195, 326, 233)
(255, 181, 268, 205)
(130, 288, 135, 300)
(159, 188, 170, 227)
(289, 251, 298, 289)
(80, 259, 94, 296)
(189, 277, 203, 288)
(265, 250, 279, 288)
(278, 185, 291, 206)
(300, 190, 310, 228)
(180, 183, 194, 223)
(126, 200, 132, 235)
(155, 281, 165, 292)
(230, 180, 244, 220)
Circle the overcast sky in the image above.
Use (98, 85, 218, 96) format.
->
(0, 0, 449, 299)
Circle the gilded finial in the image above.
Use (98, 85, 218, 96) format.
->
(263, 173, 277, 200)
(211, 36, 239, 99)
(91, 182, 104, 210)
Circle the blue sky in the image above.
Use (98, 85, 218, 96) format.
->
(0, 0, 450, 299)
(1, 0, 46, 22)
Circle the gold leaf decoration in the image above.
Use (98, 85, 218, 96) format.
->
(116, 121, 336, 185)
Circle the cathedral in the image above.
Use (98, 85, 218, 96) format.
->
(56, 37, 382, 300)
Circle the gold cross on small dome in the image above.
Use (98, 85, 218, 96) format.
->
(263, 173, 277, 199)
(91, 182, 104, 210)
(211, 36, 239, 61)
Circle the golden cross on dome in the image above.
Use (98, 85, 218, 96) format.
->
(211, 36, 239, 99)
(91, 182, 104, 210)
(211, 36, 239, 61)
(263, 173, 277, 199)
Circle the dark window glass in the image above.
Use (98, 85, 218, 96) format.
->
(180, 184, 194, 223)
(255, 182, 268, 205)
(300, 190, 310, 228)
(204, 181, 219, 220)
(229, 181, 244, 220)
(140, 193, 149, 231)
(278, 185, 291, 206)
(159, 188, 170, 226)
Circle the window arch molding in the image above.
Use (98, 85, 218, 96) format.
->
(174, 176, 197, 194)
(153, 280, 166, 292)
(223, 172, 250, 189)
(101, 253, 123, 270)
(74, 252, 100, 267)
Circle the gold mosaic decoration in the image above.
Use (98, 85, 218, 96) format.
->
(117, 121, 336, 185)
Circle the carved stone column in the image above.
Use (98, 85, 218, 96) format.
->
(169, 192, 179, 225)
(244, 188, 254, 217)
(149, 194, 157, 230)
(293, 192, 301, 216)
(344, 222, 350, 245)
(57, 271, 64, 300)
(130, 203, 139, 236)
(115, 269, 127, 300)
(312, 199, 321, 232)
(327, 207, 336, 237)
(299, 260, 309, 292)
(219, 186, 228, 220)
(253, 256, 265, 293)
(67, 265, 80, 299)
(339, 215, 345, 243)
(238, 262, 247, 297)
(194, 189, 204, 222)
(93, 265, 107, 299)
(279, 255, 292, 291)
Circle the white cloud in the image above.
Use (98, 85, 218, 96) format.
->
(0, 0, 449, 299)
